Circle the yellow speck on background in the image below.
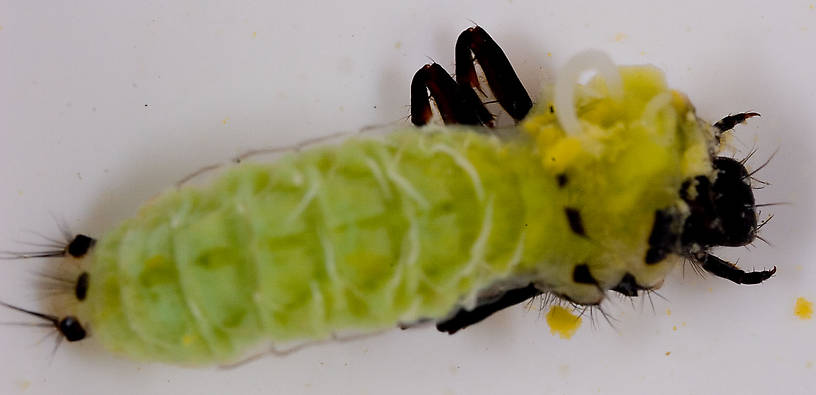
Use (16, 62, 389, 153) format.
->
(252, 31, 257, 38)
(666, 308, 671, 316)
(546, 305, 582, 339)
(222, 117, 229, 125)
(672, 325, 677, 331)
(795, 297, 813, 320)
(614, 32, 627, 42)
(16, 379, 30, 391)
(665, 352, 671, 356)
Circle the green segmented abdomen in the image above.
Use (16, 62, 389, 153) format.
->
(83, 130, 550, 364)
(81, 65, 711, 365)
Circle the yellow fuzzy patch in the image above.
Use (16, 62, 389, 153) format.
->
(795, 297, 813, 320)
(546, 306, 582, 339)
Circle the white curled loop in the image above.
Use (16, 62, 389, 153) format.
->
(554, 50, 623, 135)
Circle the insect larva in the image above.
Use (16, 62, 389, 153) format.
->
(2, 26, 774, 366)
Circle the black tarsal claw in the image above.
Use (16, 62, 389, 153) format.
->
(713, 112, 761, 133)
(698, 253, 776, 285)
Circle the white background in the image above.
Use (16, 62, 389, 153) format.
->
(1, 1, 814, 394)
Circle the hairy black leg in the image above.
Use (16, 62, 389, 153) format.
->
(411, 63, 493, 126)
(455, 26, 532, 122)
(697, 253, 776, 285)
(436, 284, 542, 334)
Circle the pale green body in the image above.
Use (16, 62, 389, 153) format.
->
(78, 66, 715, 365)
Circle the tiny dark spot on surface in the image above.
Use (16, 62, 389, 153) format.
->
(557, 173, 568, 187)
(572, 263, 597, 285)
(75, 272, 89, 301)
(373, 105, 377, 109)
(611, 273, 641, 297)
(549, 105, 555, 113)
(145, 104, 149, 107)
(565, 207, 586, 237)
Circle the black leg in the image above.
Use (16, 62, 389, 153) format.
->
(411, 26, 532, 127)
(455, 26, 532, 122)
(713, 112, 760, 143)
(411, 63, 494, 126)
(436, 284, 542, 334)
(714, 112, 760, 132)
(697, 253, 776, 285)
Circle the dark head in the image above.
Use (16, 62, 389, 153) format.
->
(681, 156, 757, 248)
